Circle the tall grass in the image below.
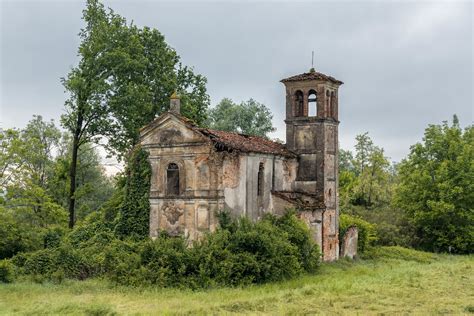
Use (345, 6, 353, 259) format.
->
(0, 247, 472, 315)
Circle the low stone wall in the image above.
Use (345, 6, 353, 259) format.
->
(340, 226, 358, 259)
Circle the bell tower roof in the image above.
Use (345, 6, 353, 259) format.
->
(281, 69, 343, 85)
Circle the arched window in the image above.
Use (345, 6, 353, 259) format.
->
(167, 163, 180, 196)
(257, 162, 264, 196)
(294, 90, 304, 117)
(308, 89, 317, 117)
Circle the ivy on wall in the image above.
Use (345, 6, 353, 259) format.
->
(115, 146, 151, 239)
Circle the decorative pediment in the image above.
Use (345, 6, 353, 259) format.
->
(140, 113, 208, 146)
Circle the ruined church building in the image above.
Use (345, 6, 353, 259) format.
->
(140, 68, 343, 261)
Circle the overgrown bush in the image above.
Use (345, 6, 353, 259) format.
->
(266, 211, 321, 273)
(12, 210, 321, 288)
(192, 217, 302, 286)
(0, 260, 14, 283)
(43, 227, 67, 249)
(339, 213, 377, 253)
(342, 205, 414, 248)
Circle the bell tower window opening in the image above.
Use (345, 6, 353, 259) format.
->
(294, 90, 304, 117)
(257, 162, 264, 196)
(326, 90, 331, 117)
(330, 91, 336, 118)
(308, 89, 317, 117)
(167, 163, 180, 196)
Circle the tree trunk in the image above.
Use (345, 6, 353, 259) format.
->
(68, 109, 83, 229)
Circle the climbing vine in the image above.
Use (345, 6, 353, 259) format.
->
(115, 146, 151, 239)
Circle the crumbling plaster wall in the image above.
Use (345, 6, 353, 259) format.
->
(222, 153, 294, 220)
(147, 142, 223, 241)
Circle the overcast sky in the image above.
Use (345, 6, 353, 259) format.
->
(1, 0, 473, 163)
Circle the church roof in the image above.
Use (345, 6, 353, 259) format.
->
(281, 69, 343, 85)
(198, 128, 297, 158)
(140, 111, 296, 158)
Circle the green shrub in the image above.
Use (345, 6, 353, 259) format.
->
(138, 236, 190, 287)
(0, 210, 42, 259)
(230, 218, 301, 283)
(23, 248, 57, 276)
(269, 210, 321, 272)
(43, 227, 66, 249)
(193, 212, 320, 287)
(0, 260, 14, 283)
(362, 246, 436, 263)
(341, 205, 414, 248)
(339, 213, 377, 253)
(103, 239, 141, 285)
(13, 210, 321, 288)
(67, 212, 114, 247)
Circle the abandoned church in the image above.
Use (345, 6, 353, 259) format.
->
(140, 68, 344, 261)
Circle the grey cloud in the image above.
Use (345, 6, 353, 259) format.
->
(1, 0, 472, 162)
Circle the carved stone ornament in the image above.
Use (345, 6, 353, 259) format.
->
(161, 202, 184, 236)
(159, 129, 183, 144)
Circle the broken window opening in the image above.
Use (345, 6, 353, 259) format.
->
(294, 90, 304, 117)
(167, 163, 180, 196)
(308, 89, 317, 117)
(257, 162, 264, 196)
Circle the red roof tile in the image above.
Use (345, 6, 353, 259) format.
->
(281, 70, 343, 85)
(198, 128, 296, 158)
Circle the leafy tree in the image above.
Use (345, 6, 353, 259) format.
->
(62, 0, 209, 228)
(0, 129, 24, 190)
(0, 117, 66, 258)
(47, 139, 114, 222)
(21, 116, 61, 188)
(103, 26, 209, 157)
(61, 0, 116, 228)
(207, 98, 275, 137)
(350, 133, 391, 207)
(0, 116, 64, 223)
(395, 116, 473, 253)
(338, 149, 357, 205)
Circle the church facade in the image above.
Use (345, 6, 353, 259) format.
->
(139, 69, 343, 261)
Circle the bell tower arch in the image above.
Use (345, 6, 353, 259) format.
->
(281, 67, 343, 261)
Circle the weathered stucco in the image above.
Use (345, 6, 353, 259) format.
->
(140, 69, 345, 262)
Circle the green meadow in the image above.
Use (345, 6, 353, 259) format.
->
(1, 247, 472, 315)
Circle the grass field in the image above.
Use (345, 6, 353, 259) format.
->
(0, 247, 472, 315)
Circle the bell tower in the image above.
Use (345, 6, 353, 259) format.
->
(281, 68, 343, 261)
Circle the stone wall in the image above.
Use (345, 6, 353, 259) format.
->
(340, 226, 358, 259)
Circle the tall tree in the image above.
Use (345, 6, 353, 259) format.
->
(207, 98, 275, 137)
(61, 0, 115, 228)
(346, 133, 391, 207)
(0, 117, 66, 258)
(103, 25, 209, 157)
(1, 115, 61, 205)
(395, 116, 473, 253)
(0, 129, 23, 190)
(48, 139, 114, 222)
(62, 0, 209, 227)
